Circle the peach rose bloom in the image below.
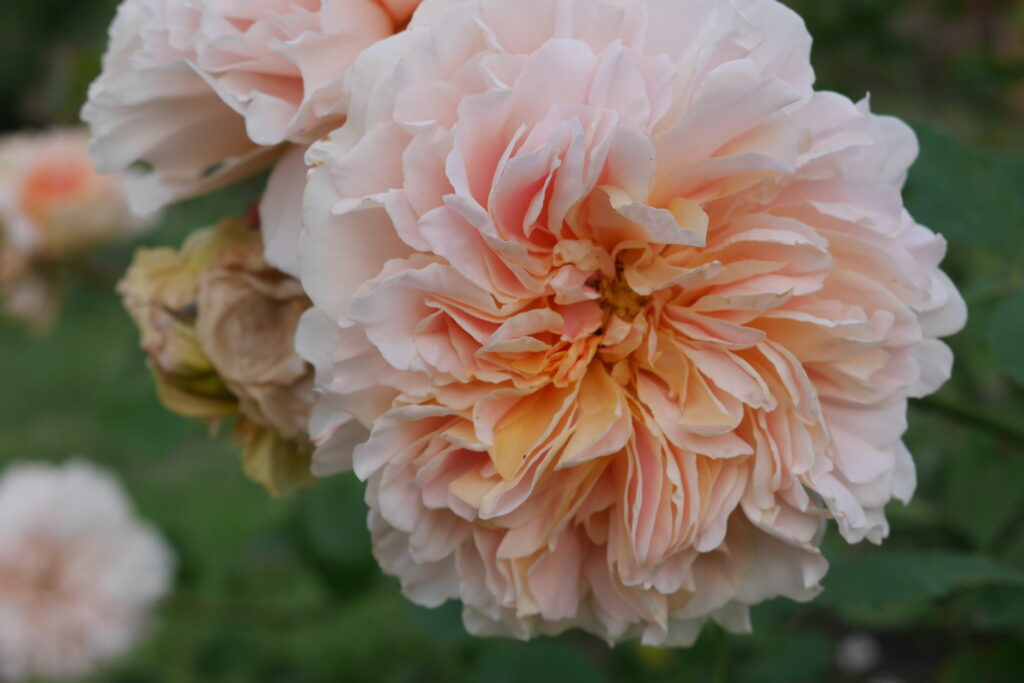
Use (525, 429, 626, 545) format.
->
(0, 461, 174, 681)
(0, 128, 150, 329)
(120, 217, 316, 496)
(299, 0, 966, 644)
(83, 0, 423, 276)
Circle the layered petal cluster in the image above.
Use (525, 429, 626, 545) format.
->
(0, 461, 173, 682)
(82, 0, 422, 266)
(300, 0, 965, 644)
(121, 216, 316, 496)
(0, 128, 151, 330)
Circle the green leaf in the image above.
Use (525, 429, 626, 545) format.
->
(943, 431, 1024, 549)
(905, 124, 1024, 253)
(287, 473, 376, 597)
(819, 550, 1024, 606)
(1002, 521, 1024, 568)
(408, 600, 470, 643)
(740, 631, 834, 683)
(989, 288, 1024, 387)
(939, 642, 1024, 683)
(470, 640, 609, 683)
(829, 595, 934, 630)
(958, 586, 1024, 633)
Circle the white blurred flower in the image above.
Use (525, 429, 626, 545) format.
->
(0, 460, 174, 681)
(837, 632, 883, 675)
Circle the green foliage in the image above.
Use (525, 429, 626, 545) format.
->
(989, 289, 1024, 387)
(939, 643, 1024, 683)
(905, 124, 1024, 254)
(469, 641, 609, 683)
(289, 473, 377, 597)
(820, 551, 1024, 606)
(739, 630, 834, 683)
(943, 433, 1024, 550)
(0, 0, 120, 129)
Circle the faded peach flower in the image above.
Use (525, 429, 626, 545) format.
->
(83, 0, 423, 275)
(299, 0, 966, 645)
(120, 217, 315, 496)
(0, 128, 150, 329)
(0, 246, 59, 332)
(0, 460, 173, 681)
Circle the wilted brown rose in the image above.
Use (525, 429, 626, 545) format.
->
(119, 217, 314, 496)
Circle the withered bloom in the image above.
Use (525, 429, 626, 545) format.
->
(120, 217, 314, 496)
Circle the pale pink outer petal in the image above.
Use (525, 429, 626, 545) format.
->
(259, 144, 308, 278)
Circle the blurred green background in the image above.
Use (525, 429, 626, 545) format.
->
(1, 1, 1024, 681)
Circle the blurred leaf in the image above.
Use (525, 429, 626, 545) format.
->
(636, 644, 675, 673)
(749, 597, 802, 629)
(288, 473, 376, 597)
(740, 631, 834, 683)
(830, 595, 934, 630)
(939, 642, 1024, 683)
(820, 550, 1024, 606)
(628, 626, 725, 681)
(989, 288, 1024, 387)
(905, 124, 1024, 253)
(959, 586, 1024, 633)
(194, 634, 254, 680)
(943, 431, 1024, 549)
(1002, 522, 1024, 568)
(470, 640, 608, 683)
(146, 173, 268, 246)
(408, 600, 470, 643)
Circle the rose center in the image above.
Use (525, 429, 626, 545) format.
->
(597, 268, 648, 321)
(21, 161, 90, 221)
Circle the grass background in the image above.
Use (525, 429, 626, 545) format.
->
(2, 1, 1024, 681)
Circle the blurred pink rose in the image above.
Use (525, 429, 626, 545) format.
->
(0, 461, 174, 681)
(0, 128, 151, 329)
(298, 0, 966, 645)
(0, 128, 147, 257)
(82, 0, 423, 275)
